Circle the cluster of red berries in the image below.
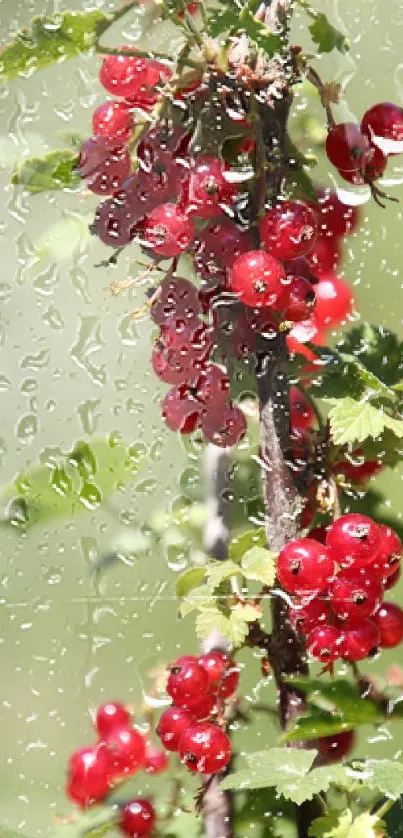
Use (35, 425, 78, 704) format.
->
(277, 513, 403, 664)
(156, 651, 238, 774)
(326, 102, 403, 187)
(66, 701, 168, 836)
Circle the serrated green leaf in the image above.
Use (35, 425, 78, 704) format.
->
(179, 585, 214, 618)
(207, 7, 239, 37)
(176, 566, 207, 599)
(206, 559, 243, 590)
(241, 546, 276, 586)
(352, 759, 403, 800)
(0, 10, 111, 83)
(308, 13, 349, 54)
(338, 323, 403, 388)
(194, 599, 261, 647)
(327, 398, 403, 446)
(11, 149, 79, 192)
(312, 345, 395, 402)
(309, 809, 384, 838)
(228, 527, 266, 561)
(221, 747, 317, 794)
(0, 437, 145, 529)
(195, 607, 233, 642)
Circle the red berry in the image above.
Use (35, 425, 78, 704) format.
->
(161, 385, 203, 434)
(150, 277, 201, 326)
(152, 343, 188, 386)
(277, 538, 334, 595)
(317, 730, 355, 762)
(194, 219, 253, 283)
(96, 702, 131, 738)
(219, 661, 240, 699)
(371, 525, 402, 580)
(189, 692, 216, 720)
(202, 403, 246, 448)
(326, 123, 371, 171)
(329, 569, 383, 622)
(373, 602, 403, 648)
(99, 50, 149, 98)
(182, 156, 238, 218)
(384, 565, 401, 590)
(289, 317, 325, 348)
(66, 744, 111, 807)
(79, 136, 131, 195)
(362, 102, 403, 145)
(290, 386, 315, 431)
(288, 596, 330, 634)
(92, 101, 134, 142)
(338, 144, 387, 185)
(230, 250, 286, 308)
(326, 513, 382, 569)
(126, 59, 172, 110)
(167, 656, 209, 708)
(143, 203, 195, 257)
(119, 799, 156, 838)
(307, 235, 341, 277)
(307, 625, 343, 663)
(340, 619, 380, 661)
(178, 722, 231, 774)
(144, 746, 169, 775)
(260, 200, 318, 261)
(195, 364, 230, 408)
(311, 189, 359, 238)
(199, 651, 228, 689)
(309, 526, 328, 545)
(280, 275, 316, 323)
(332, 450, 382, 485)
(104, 726, 146, 777)
(156, 706, 194, 751)
(313, 274, 354, 328)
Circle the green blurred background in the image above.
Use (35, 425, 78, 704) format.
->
(1, 0, 403, 834)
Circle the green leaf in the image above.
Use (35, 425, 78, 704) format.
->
(0, 10, 111, 83)
(282, 709, 358, 743)
(352, 759, 403, 800)
(53, 805, 118, 838)
(206, 559, 242, 590)
(312, 344, 395, 402)
(228, 527, 266, 561)
(207, 7, 239, 37)
(308, 13, 349, 54)
(339, 323, 403, 388)
(11, 149, 79, 192)
(195, 600, 261, 646)
(309, 810, 383, 838)
(0, 437, 146, 529)
(240, 11, 282, 58)
(327, 398, 403, 446)
(241, 546, 276, 586)
(176, 566, 207, 599)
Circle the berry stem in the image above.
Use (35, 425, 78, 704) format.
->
(306, 66, 336, 129)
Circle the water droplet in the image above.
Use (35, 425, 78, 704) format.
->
(77, 399, 101, 434)
(70, 316, 106, 386)
(16, 414, 38, 442)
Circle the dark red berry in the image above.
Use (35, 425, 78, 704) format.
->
(119, 798, 156, 838)
(280, 275, 316, 323)
(307, 625, 343, 663)
(260, 200, 318, 261)
(194, 219, 253, 283)
(96, 702, 131, 738)
(340, 619, 380, 661)
(277, 538, 334, 595)
(230, 250, 286, 308)
(94, 198, 137, 248)
(144, 746, 169, 775)
(288, 597, 330, 634)
(202, 403, 247, 448)
(66, 744, 111, 807)
(307, 235, 341, 277)
(167, 656, 209, 708)
(326, 513, 382, 569)
(182, 156, 238, 218)
(362, 102, 403, 145)
(150, 277, 200, 326)
(79, 136, 131, 195)
(373, 602, 403, 648)
(329, 569, 383, 622)
(189, 692, 216, 720)
(143, 203, 195, 257)
(317, 730, 356, 762)
(326, 123, 371, 171)
(178, 722, 231, 774)
(338, 144, 387, 185)
(314, 274, 354, 327)
(290, 386, 315, 431)
(156, 706, 194, 752)
(196, 365, 230, 408)
(92, 101, 134, 142)
(125, 59, 172, 110)
(104, 726, 146, 777)
(311, 189, 359, 238)
(161, 385, 203, 434)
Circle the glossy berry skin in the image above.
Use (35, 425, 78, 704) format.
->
(126, 59, 172, 110)
(194, 219, 253, 283)
(371, 525, 402, 580)
(332, 450, 382, 485)
(314, 275, 354, 328)
(196, 365, 230, 408)
(167, 657, 209, 708)
(161, 386, 203, 434)
(178, 723, 231, 774)
(151, 277, 201, 326)
(317, 730, 356, 763)
(119, 799, 156, 838)
(281, 276, 316, 323)
(199, 651, 227, 687)
(202, 403, 246, 448)
(312, 189, 359, 238)
(326, 123, 371, 171)
(384, 565, 401, 590)
(307, 626, 343, 663)
(66, 744, 111, 808)
(143, 203, 195, 257)
(373, 602, 403, 648)
(94, 198, 138, 248)
(96, 702, 131, 738)
(182, 156, 238, 218)
(99, 50, 149, 98)
(290, 386, 315, 431)
(326, 513, 382, 569)
(156, 706, 194, 752)
(92, 101, 133, 142)
(144, 746, 169, 775)
(277, 538, 334, 595)
(218, 662, 240, 699)
(288, 597, 330, 634)
(338, 144, 387, 185)
(104, 726, 146, 777)
(79, 136, 131, 195)
(362, 102, 403, 144)
(230, 250, 286, 308)
(328, 569, 383, 622)
(340, 619, 380, 661)
(190, 692, 216, 720)
(307, 235, 341, 278)
(259, 200, 318, 261)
